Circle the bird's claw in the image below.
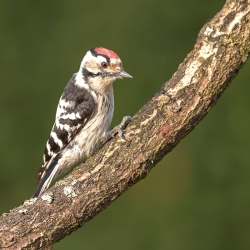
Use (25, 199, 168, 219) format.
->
(119, 116, 133, 130)
(109, 116, 132, 140)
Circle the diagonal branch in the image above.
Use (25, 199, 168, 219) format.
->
(1, 0, 250, 249)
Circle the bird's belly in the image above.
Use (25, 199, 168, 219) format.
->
(75, 123, 108, 158)
(70, 111, 112, 161)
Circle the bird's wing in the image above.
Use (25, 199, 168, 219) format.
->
(36, 75, 96, 184)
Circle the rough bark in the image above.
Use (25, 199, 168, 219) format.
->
(1, 0, 250, 249)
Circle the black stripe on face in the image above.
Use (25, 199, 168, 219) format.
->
(82, 67, 102, 79)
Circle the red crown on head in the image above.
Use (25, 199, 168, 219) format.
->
(94, 47, 120, 59)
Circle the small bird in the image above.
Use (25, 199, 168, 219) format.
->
(33, 47, 132, 197)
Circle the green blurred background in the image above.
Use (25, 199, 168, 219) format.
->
(1, 0, 250, 249)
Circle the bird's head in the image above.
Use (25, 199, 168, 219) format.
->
(79, 47, 132, 92)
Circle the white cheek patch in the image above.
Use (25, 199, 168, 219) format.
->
(80, 51, 93, 68)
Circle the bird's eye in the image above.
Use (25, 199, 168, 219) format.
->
(101, 62, 108, 69)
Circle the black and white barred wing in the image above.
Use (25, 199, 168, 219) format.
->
(36, 76, 96, 184)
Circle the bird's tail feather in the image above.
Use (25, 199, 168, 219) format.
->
(32, 154, 62, 198)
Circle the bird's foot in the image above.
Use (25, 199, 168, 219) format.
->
(108, 116, 133, 141)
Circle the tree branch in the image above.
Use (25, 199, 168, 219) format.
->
(1, 0, 250, 249)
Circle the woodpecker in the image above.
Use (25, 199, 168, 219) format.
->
(33, 47, 132, 197)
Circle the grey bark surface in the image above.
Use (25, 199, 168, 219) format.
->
(1, 0, 250, 249)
